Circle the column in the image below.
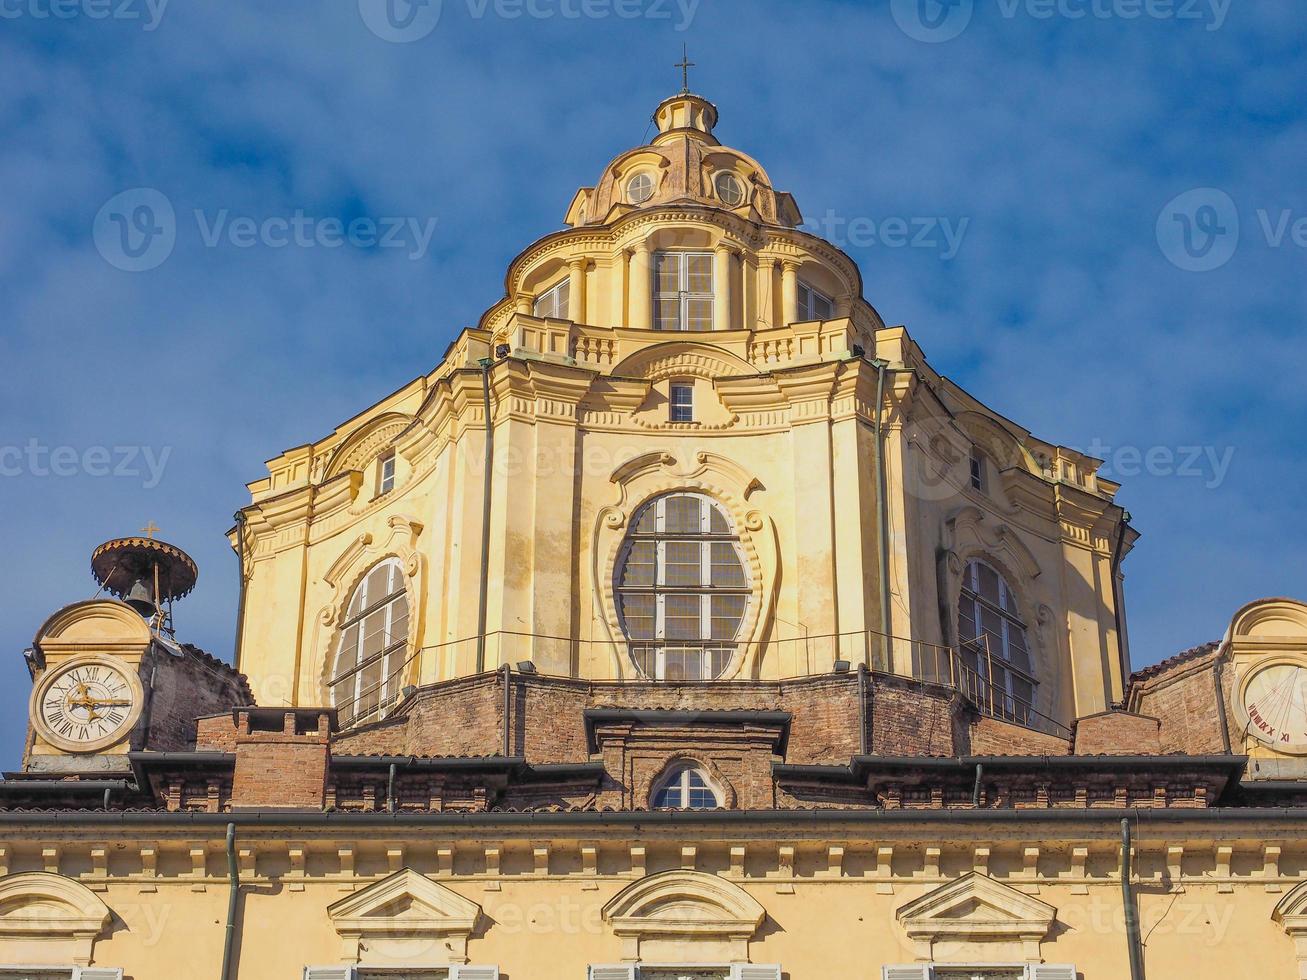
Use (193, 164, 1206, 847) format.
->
(713, 244, 733, 331)
(629, 239, 653, 330)
(567, 257, 587, 324)
(781, 259, 800, 326)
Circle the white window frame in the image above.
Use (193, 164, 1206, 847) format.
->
(627, 172, 654, 204)
(377, 451, 397, 496)
(0, 970, 123, 980)
(969, 446, 986, 493)
(614, 493, 752, 681)
(589, 967, 780, 980)
(330, 558, 410, 727)
(713, 171, 746, 207)
(669, 380, 695, 422)
(650, 765, 720, 810)
(653, 251, 714, 332)
(957, 560, 1037, 724)
(533, 278, 570, 320)
(883, 966, 1075, 980)
(796, 281, 834, 321)
(305, 967, 499, 980)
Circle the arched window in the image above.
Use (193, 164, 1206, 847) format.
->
(957, 560, 1036, 724)
(651, 765, 720, 809)
(331, 558, 410, 727)
(615, 492, 750, 680)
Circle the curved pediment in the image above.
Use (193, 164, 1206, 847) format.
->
(1229, 598, 1307, 641)
(603, 869, 764, 937)
(35, 599, 152, 650)
(322, 412, 413, 481)
(0, 873, 112, 967)
(611, 342, 757, 383)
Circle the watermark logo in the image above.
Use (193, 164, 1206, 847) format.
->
(93, 188, 176, 273)
(94, 188, 440, 269)
(891, 0, 974, 43)
(358, 0, 442, 42)
(0, 0, 169, 30)
(1156, 187, 1239, 272)
(0, 441, 172, 489)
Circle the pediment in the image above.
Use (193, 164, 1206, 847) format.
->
(328, 868, 480, 936)
(1275, 880, 1307, 934)
(897, 873, 1056, 942)
(603, 870, 764, 938)
(0, 873, 111, 967)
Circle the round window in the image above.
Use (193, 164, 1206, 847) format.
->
(627, 172, 654, 204)
(714, 171, 745, 207)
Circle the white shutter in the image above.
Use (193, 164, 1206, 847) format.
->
(77, 971, 125, 980)
(730, 966, 782, 980)
(449, 968, 499, 980)
(304, 970, 354, 980)
(882, 968, 931, 980)
(1027, 967, 1077, 980)
(588, 968, 638, 980)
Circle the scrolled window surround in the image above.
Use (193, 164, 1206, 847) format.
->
(593, 451, 777, 681)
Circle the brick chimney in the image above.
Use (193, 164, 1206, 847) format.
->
(229, 707, 333, 810)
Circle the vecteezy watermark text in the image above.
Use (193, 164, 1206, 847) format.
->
(357, 0, 697, 43)
(0, 0, 168, 29)
(0, 442, 172, 490)
(1081, 439, 1235, 489)
(891, 0, 1230, 43)
(94, 189, 438, 271)
(800, 209, 971, 261)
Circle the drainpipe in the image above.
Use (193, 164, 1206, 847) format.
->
(971, 762, 984, 808)
(1121, 817, 1146, 980)
(502, 663, 512, 758)
(232, 511, 249, 669)
(387, 763, 398, 813)
(1212, 646, 1233, 754)
(870, 358, 892, 669)
(476, 358, 495, 674)
(1109, 510, 1131, 701)
(221, 822, 239, 980)
(857, 663, 869, 755)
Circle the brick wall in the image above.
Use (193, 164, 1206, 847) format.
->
(228, 709, 331, 809)
(1073, 711, 1162, 755)
(1129, 649, 1230, 755)
(969, 715, 1071, 756)
(142, 645, 251, 751)
(869, 676, 962, 756)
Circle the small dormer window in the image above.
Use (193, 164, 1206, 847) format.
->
(714, 171, 745, 207)
(533, 279, 570, 319)
(377, 451, 397, 496)
(797, 281, 834, 321)
(627, 172, 654, 204)
(669, 381, 694, 422)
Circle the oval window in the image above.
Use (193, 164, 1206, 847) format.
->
(714, 171, 745, 207)
(627, 172, 654, 204)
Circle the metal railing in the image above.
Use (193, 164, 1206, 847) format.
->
(341, 628, 1071, 739)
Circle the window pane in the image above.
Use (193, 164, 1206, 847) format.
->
(708, 504, 730, 534)
(664, 495, 702, 532)
(685, 254, 712, 292)
(361, 609, 388, 662)
(710, 542, 747, 589)
(710, 593, 747, 639)
(388, 596, 409, 648)
(655, 253, 681, 291)
(686, 297, 713, 331)
(633, 503, 657, 534)
(620, 594, 655, 640)
(664, 541, 702, 587)
(357, 659, 383, 720)
(652, 780, 682, 808)
(655, 298, 682, 331)
(621, 541, 656, 586)
(664, 594, 702, 639)
(336, 624, 360, 675)
(977, 563, 1001, 605)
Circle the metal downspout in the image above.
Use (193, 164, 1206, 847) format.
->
(221, 822, 240, 980)
(476, 358, 495, 674)
(502, 663, 512, 758)
(871, 359, 892, 669)
(971, 762, 984, 808)
(232, 511, 249, 670)
(857, 663, 869, 755)
(1109, 511, 1131, 701)
(1121, 817, 1146, 980)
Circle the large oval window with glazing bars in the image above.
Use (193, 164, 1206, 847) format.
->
(615, 492, 750, 680)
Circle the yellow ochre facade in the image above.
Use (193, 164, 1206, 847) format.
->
(6, 90, 1307, 980)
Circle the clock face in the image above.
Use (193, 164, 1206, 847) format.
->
(33, 657, 142, 753)
(1243, 662, 1307, 753)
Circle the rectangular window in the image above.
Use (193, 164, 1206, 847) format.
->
(797, 281, 834, 321)
(378, 452, 397, 496)
(669, 381, 695, 422)
(533, 278, 570, 319)
(882, 968, 1073, 980)
(969, 447, 986, 493)
(654, 251, 714, 331)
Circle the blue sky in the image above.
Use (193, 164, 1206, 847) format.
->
(1, 0, 1304, 767)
